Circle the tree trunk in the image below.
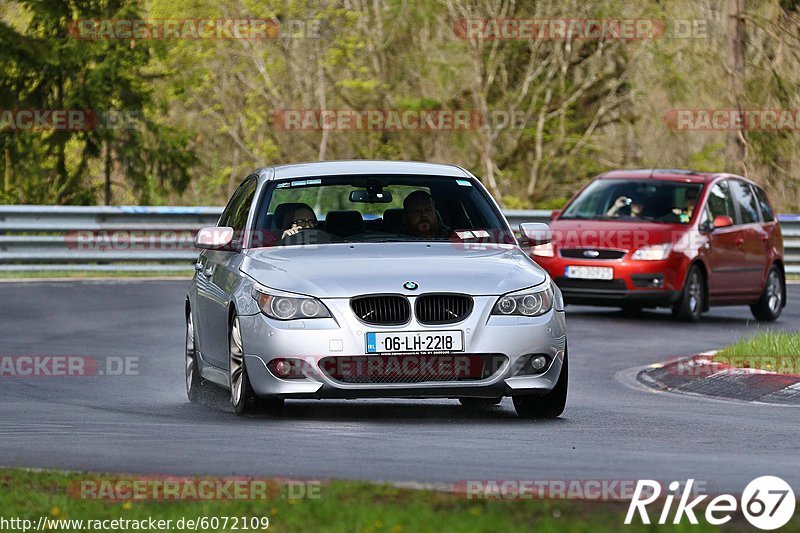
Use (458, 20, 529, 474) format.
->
(724, 0, 747, 175)
(3, 135, 10, 192)
(228, 145, 240, 197)
(317, 59, 328, 161)
(104, 140, 112, 205)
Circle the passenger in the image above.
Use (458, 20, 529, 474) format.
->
(281, 205, 318, 239)
(607, 196, 644, 218)
(673, 188, 699, 223)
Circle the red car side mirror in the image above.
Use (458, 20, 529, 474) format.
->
(550, 209, 561, 220)
(712, 215, 734, 229)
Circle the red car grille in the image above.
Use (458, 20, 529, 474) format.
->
(560, 248, 627, 260)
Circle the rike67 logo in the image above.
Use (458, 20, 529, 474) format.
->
(626, 477, 795, 530)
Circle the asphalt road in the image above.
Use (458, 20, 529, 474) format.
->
(1, 280, 798, 495)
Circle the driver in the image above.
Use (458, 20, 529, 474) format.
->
(281, 205, 318, 239)
(402, 191, 449, 238)
(607, 195, 644, 218)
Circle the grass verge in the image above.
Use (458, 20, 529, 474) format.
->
(715, 330, 800, 375)
(0, 468, 762, 532)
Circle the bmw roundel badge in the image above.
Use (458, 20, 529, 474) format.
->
(403, 281, 419, 290)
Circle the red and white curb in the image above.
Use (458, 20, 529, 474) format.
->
(637, 351, 800, 405)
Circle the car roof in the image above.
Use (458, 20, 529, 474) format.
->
(596, 168, 720, 183)
(254, 160, 471, 181)
(596, 169, 765, 188)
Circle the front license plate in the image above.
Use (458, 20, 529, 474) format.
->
(565, 265, 614, 280)
(366, 331, 464, 354)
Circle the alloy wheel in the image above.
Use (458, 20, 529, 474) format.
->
(687, 270, 702, 314)
(229, 317, 245, 406)
(185, 314, 196, 395)
(766, 270, 782, 314)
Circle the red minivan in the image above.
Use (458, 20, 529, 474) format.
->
(532, 169, 786, 321)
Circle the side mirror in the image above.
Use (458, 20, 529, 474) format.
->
(712, 215, 734, 230)
(550, 209, 561, 220)
(195, 226, 235, 250)
(519, 222, 552, 245)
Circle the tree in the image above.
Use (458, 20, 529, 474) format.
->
(0, 0, 196, 205)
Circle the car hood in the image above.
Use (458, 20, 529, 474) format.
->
(241, 242, 547, 297)
(548, 219, 687, 250)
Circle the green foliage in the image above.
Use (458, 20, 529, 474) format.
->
(2, 0, 800, 211)
(1, 0, 196, 205)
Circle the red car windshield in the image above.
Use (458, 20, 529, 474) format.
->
(560, 179, 704, 224)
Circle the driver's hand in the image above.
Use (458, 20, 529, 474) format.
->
(281, 224, 302, 239)
(614, 196, 628, 208)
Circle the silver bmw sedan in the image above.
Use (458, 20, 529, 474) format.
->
(185, 160, 568, 418)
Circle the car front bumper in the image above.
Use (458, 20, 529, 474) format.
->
(237, 296, 567, 399)
(534, 254, 686, 308)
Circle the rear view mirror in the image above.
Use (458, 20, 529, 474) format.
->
(712, 215, 734, 230)
(349, 189, 393, 203)
(195, 226, 235, 250)
(550, 209, 561, 220)
(519, 223, 552, 245)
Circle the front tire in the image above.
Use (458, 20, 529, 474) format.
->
(672, 265, 704, 322)
(512, 351, 568, 419)
(230, 316, 264, 416)
(751, 266, 784, 321)
(185, 311, 206, 403)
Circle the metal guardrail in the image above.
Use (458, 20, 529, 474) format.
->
(0, 206, 798, 274)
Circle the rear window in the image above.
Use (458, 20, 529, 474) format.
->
(754, 186, 776, 222)
(730, 180, 761, 224)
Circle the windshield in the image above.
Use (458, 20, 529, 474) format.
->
(249, 175, 514, 247)
(561, 179, 704, 224)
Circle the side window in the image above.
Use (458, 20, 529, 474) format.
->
(219, 182, 247, 227)
(698, 205, 711, 231)
(730, 180, 760, 224)
(754, 186, 776, 222)
(230, 179, 257, 232)
(706, 180, 737, 222)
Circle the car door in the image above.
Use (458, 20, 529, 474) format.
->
(195, 178, 257, 368)
(729, 179, 766, 294)
(754, 184, 781, 268)
(705, 179, 748, 298)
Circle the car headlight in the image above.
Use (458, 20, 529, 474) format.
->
(631, 243, 671, 261)
(251, 285, 331, 320)
(531, 242, 555, 257)
(493, 284, 554, 317)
